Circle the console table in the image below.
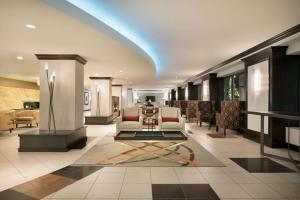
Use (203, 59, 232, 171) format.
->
(241, 110, 300, 171)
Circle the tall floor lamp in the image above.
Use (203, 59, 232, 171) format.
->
(45, 64, 56, 134)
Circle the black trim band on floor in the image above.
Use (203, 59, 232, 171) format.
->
(0, 165, 102, 200)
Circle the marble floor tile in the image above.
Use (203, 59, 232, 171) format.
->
(86, 183, 122, 199)
(210, 183, 251, 199)
(124, 172, 151, 183)
(119, 183, 152, 199)
(239, 183, 283, 199)
(51, 183, 92, 199)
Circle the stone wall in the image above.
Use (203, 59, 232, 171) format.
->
(0, 78, 39, 110)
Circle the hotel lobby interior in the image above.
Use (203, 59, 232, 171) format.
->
(0, 0, 300, 199)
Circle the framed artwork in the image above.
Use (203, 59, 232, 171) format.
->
(84, 91, 89, 105)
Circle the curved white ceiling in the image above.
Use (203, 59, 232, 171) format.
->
(59, 0, 300, 87)
(0, 0, 155, 86)
(1, 0, 300, 89)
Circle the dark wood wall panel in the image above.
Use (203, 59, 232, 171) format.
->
(187, 82, 198, 100)
(177, 87, 185, 100)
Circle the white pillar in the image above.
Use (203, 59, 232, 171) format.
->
(127, 88, 133, 107)
(90, 77, 112, 117)
(36, 54, 86, 131)
(122, 85, 128, 108)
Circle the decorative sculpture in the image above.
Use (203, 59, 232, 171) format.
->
(96, 85, 100, 116)
(45, 64, 56, 134)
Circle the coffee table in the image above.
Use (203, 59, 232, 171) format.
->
(114, 131, 191, 165)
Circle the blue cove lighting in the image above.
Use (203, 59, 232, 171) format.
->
(65, 0, 160, 74)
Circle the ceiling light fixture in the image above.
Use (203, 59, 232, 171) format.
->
(119, 70, 123, 73)
(16, 56, 23, 60)
(25, 24, 36, 29)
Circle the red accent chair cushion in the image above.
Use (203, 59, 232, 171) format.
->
(122, 116, 139, 121)
(162, 117, 179, 122)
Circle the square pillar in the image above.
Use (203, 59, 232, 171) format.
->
(85, 77, 113, 124)
(18, 54, 87, 152)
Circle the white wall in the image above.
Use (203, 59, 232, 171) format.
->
(287, 37, 300, 55)
(112, 85, 122, 109)
(247, 60, 269, 134)
(127, 88, 133, 107)
(135, 92, 166, 106)
(217, 62, 244, 77)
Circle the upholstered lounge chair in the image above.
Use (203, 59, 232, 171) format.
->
(158, 107, 185, 132)
(116, 107, 143, 133)
(216, 101, 242, 136)
(186, 100, 199, 122)
(0, 110, 15, 133)
(197, 101, 215, 129)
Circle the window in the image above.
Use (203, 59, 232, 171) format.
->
(224, 73, 245, 101)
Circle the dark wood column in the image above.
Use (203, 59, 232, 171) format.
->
(177, 87, 185, 100)
(187, 82, 198, 100)
(242, 46, 300, 147)
(208, 73, 218, 102)
(171, 89, 176, 100)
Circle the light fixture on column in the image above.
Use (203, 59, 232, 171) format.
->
(185, 87, 188, 100)
(96, 85, 101, 116)
(45, 63, 56, 134)
(254, 70, 261, 94)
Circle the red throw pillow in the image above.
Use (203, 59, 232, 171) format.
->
(122, 115, 139, 121)
(162, 117, 179, 122)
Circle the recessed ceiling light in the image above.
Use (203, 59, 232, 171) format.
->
(25, 24, 36, 29)
(94, 73, 99, 76)
(16, 56, 23, 60)
(119, 70, 123, 73)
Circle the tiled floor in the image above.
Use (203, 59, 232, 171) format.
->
(0, 123, 299, 199)
(0, 125, 112, 191)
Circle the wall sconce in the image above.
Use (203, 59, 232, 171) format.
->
(203, 80, 209, 99)
(254, 70, 261, 93)
(185, 87, 188, 100)
(133, 91, 138, 102)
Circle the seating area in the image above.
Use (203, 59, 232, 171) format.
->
(0, 109, 39, 133)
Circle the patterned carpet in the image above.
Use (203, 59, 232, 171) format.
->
(73, 135, 224, 167)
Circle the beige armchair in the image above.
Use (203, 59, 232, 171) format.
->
(158, 107, 185, 132)
(0, 110, 15, 133)
(116, 107, 143, 133)
(15, 110, 39, 128)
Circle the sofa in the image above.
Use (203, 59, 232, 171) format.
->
(0, 110, 15, 132)
(116, 107, 143, 133)
(158, 107, 185, 132)
(15, 110, 39, 128)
